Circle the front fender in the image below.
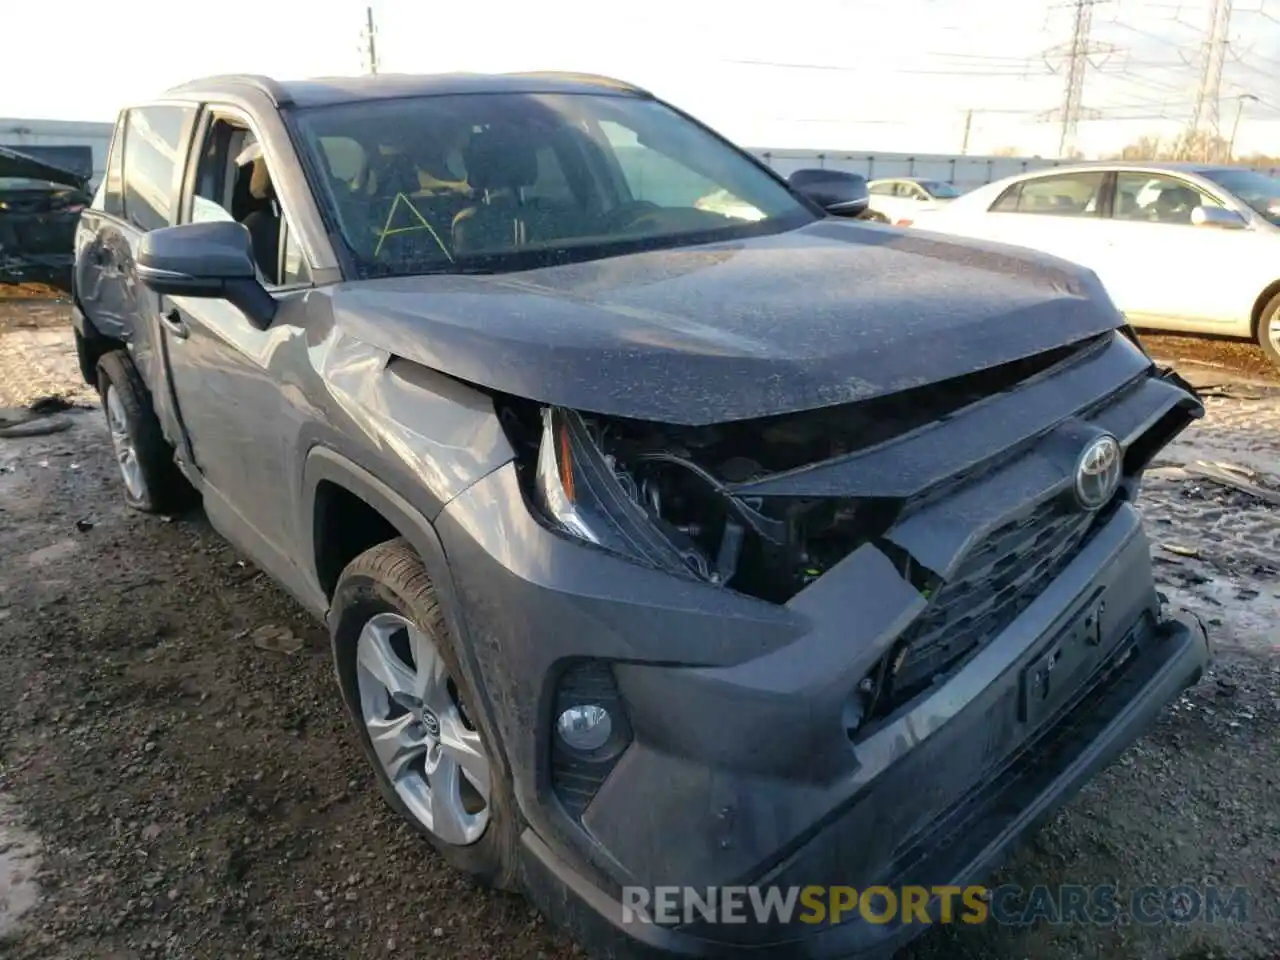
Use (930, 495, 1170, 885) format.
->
(300, 445, 515, 785)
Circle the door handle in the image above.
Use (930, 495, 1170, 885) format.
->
(161, 308, 189, 340)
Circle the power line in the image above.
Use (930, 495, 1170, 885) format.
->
(721, 57, 1043, 77)
(1042, 0, 1115, 156)
(1188, 0, 1233, 157)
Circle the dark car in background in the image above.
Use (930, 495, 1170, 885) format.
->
(0, 145, 90, 288)
(71, 71, 1210, 959)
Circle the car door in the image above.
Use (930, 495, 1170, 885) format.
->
(160, 105, 315, 572)
(75, 103, 197, 439)
(905, 182, 933, 212)
(75, 111, 131, 342)
(972, 170, 1111, 273)
(1095, 171, 1259, 330)
(887, 181, 917, 223)
(868, 180, 897, 220)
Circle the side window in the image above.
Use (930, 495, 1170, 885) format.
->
(187, 115, 312, 288)
(869, 182, 894, 196)
(989, 172, 1104, 217)
(121, 105, 194, 232)
(526, 146, 573, 203)
(597, 120, 718, 208)
(991, 182, 1022, 212)
(1113, 172, 1221, 224)
(316, 135, 367, 184)
(95, 112, 126, 217)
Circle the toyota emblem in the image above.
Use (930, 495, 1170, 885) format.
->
(1073, 434, 1122, 510)
(421, 709, 441, 739)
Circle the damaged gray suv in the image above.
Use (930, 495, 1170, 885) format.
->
(71, 72, 1210, 958)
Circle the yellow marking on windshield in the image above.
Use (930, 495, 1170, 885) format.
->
(373, 192, 454, 262)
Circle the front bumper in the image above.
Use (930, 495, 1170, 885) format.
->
(518, 606, 1208, 959)
(436, 453, 1210, 959)
(430, 333, 1204, 958)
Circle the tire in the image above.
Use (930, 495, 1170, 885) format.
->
(96, 350, 197, 514)
(1256, 292, 1280, 370)
(331, 538, 520, 889)
(74, 329, 98, 386)
(861, 210, 890, 224)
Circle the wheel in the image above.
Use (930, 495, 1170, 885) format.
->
(74, 329, 100, 386)
(96, 350, 197, 514)
(1256, 292, 1280, 370)
(861, 210, 890, 224)
(332, 538, 519, 888)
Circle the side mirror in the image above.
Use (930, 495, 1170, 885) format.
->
(788, 168, 869, 217)
(1190, 205, 1246, 230)
(136, 221, 277, 329)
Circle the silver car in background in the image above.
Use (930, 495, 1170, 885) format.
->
(866, 176, 962, 225)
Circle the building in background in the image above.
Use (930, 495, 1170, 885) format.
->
(1, 118, 114, 188)
(749, 148, 1063, 193)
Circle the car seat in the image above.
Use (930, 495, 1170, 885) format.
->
(451, 128, 541, 254)
(235, 140, 281, 284)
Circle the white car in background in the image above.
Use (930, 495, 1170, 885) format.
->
(866, 176, 962, 225)
(918, 162, 1280, 368)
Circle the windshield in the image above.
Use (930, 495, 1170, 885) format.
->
(921, 181, 960, 198)
(1199, 168, 1280, 224)
(290, 93, 812, 278)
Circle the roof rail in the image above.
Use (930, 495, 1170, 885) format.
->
(163, 74, 292, 107)
(504, 71, 651, 97)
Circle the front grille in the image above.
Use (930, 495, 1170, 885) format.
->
(13, 217, 77, 256)
(891, 495, 1107, 697)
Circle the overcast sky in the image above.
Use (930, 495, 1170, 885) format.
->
(6, 0, 1280, 158)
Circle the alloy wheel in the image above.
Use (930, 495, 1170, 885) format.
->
(105, 385, 145, 501)
(355, 611, 491, 845)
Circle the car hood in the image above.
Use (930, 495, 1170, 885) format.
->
(329, 218, 1125, 425)
(0, 146, 86, 189)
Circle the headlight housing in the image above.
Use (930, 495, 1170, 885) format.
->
(523, 405, 892, 603)
(533, 407, 705, 579)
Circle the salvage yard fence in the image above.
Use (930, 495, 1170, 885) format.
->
(749, 148, 1280, 194)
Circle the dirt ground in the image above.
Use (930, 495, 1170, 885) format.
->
(0, 297, 1277, 960)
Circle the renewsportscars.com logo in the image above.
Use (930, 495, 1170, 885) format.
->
(621, 884, 1250, 928)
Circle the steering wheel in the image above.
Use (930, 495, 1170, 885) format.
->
(601, 200, 661, 232)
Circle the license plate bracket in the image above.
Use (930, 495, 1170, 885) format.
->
(1018, 589, 1107, 726)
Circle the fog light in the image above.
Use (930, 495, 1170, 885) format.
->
(556, 704, 613, 751)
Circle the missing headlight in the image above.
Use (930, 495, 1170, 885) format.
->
(503, 403, 900, 602)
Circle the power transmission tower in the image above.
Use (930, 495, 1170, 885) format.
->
(1187, 0, 1233, 160)
(1042, 0, 1114, 158)
(361, 5, 380, 75)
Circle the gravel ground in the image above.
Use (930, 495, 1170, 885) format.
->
(0, 299, 1277, 960)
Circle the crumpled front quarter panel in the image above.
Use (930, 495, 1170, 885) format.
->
(301, 293, 516, 523)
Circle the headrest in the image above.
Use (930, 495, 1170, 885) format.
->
(1158, 186, 1196, 205)
(463, 128, 538, 191)
(234, 137, 273, 200)
(249, 159, 272, 200)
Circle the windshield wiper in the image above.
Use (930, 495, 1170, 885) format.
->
(359, 259, 503, 279)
